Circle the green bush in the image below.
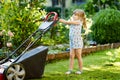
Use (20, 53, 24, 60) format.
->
(0, 1, 45, 48)
(41, 23, 69, 45)
(85, 0, 120, 15)
(91, 9, 120, 44)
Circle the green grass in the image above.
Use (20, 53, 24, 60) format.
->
(29, 49, 120, 80)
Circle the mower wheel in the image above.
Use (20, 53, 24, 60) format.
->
(4, 63, 26, 80)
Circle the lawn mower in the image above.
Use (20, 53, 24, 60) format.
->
(0, 12, 58, 80)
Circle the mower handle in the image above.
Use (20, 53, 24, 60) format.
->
(45, 12, 58, 21)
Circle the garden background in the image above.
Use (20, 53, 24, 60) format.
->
(0, 0, 120, 80)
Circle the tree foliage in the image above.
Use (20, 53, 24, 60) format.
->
(85, 0, 120, 15)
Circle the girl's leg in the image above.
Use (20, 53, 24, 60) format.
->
(66, 49, 75, 74)
(69, 49, 75, 70)
(75, 48, 83, 72)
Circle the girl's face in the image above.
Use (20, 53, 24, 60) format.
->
(72, 12, 80, 20)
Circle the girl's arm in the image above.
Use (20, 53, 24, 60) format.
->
(59, 19, 80, 25)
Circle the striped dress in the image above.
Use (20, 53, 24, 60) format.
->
(69, 20, 83, 49)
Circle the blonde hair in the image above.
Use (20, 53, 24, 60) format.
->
(73, 9, 87, 28)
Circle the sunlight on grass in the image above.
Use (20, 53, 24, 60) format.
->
(113, 62, 120, 66)
(83, 65, 101, 72)
(83, 67, 92, 71)
(90, 65, 101, 69)
(106, 47, 120, 62)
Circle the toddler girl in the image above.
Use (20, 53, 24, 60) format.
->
(59, 9, 87, 74)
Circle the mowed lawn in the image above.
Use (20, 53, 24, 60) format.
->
(29, 49, 120, 80)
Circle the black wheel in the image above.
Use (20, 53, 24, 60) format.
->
(4, 63, 25, 80)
